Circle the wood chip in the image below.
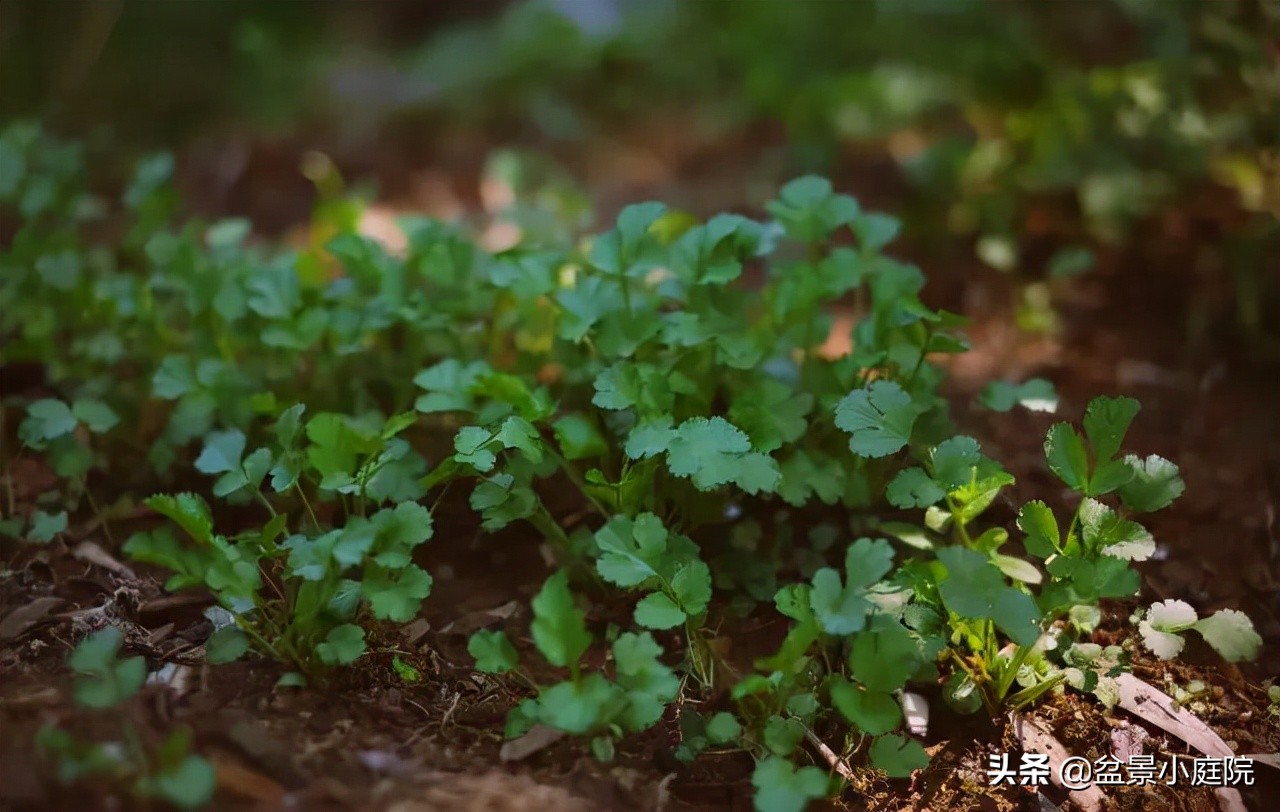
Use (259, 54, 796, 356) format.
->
(0, 596, 64, 642)
(1010, 713, 1106, 812)
(72, 540, 136, 579)
(499, 724, 565, 762)
(1113, 674, 1248, 812)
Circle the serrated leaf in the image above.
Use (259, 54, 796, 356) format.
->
(1083, 396, 1139, 463)
(206, 626, 249, 663)
(762, 716, 806, 757)
(670, 560, 712, 616)
(453, 426, 497, 471)
(1192, 609, 1261, 663)
(28, 509, 67, 543)
(665, 416, 779, 492)
(195, 429, 246, 475)
(869, 733, 929, 778)
(613, 631, 679, 731)
(634, 592, 686, 629)
(1118, 454, 1184, 512)
(1139, 599, 1197, 659)
(316, 623, 365, 665)
(751, 756, 828, 812)
(469, 629, 518, 673)
(552, 414, 607, 460)
(848, 616, 921, 692)
(728, 379, 812, 453)
(809, 538, 895, 635)
(594, 513, 667, 587)
(531, 571, 591, 668)
(706, 712, 742, 745)
(831, 678, 902, 735)
(71, 398, 119, 433)
(834, 381, 916, 458)
(936, 547, 1041, 646)
(362, 563, 432, 622)
(536, 674, 624, 734)
(146, 493, 214, 545)
(1045, 423, 1089, 492)
(1017, 501, 1059, 557)
(886, 467, 944, 508)
(1078, 498, 1155, 561)
(21, 399, 77, 443)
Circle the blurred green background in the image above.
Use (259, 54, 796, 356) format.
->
(3, 0, 1277, 351)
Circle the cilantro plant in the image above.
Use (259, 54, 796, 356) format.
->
(3, 134, 1265, 812)
(123, 406, 435, 679)
(37, 628, 215, 810)
(470, 570, 681, 761)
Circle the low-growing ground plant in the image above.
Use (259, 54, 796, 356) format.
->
(0, 124, 1263, 811)
(36, 628, 215, 810)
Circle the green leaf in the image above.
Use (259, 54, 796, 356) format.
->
(392, 656, 422, 683)
(206, 626, 249, 664)
(316, 624, 366, 665)
(469, 629, 519, 673)
(531, 571, 591, 668)
(1192, 609, 1261, 663)
(665, 416, 779, 492)
(1088, 458, 1134, 495)
(145, 493, 214, 545)
(28, 509, 67, 543)
(69, 628, 146, 708)
(809, 538, 895, 635)
(979, 379, 1058, 413)
(634, 592, 686, 629)
(706, 712, 742, 745)
(413, 359, 489, 413)
(853, 212, 901, 252)
(766, 175, 859, 242)
(1016, 501, 1059, 557)
(936, 547, 1041, 646)
(613, 631, 679, 731)
(831, 678, 902, 735)
(834, 382, 916, 458)
(1078, 498, 1154, 561)
(552, 414, 608, 460)
(848, 616, 921, 692)
(147, 754, 216, 810)
(671, 560, 712, 616)
(468, 473, 537, 531)
(71, 398, 120, 433)
(1044, 423, 1088, 492)
(195, 429, 246, 475)
(886, 467, 944, 509)
(728, 379, 813, 453)
(362, 563, 433, 622)
(930, 436, 981, 489)
(624, 417, 675, 459)
(869, 734, 929, 778)
(762, 716, 806, 757)
(594, 513, 668, 587)
(453, 426, 497, 471)
(1082, 396, 1139, 462)
(536, 674, 625, 734)
(1118, 454, 1184, 512)
(21, 399, 77, 443)
(1138, 599, 1197, 659)
(751, 756, 829, 812)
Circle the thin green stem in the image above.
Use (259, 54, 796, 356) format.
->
(295, 483, 321, 531)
